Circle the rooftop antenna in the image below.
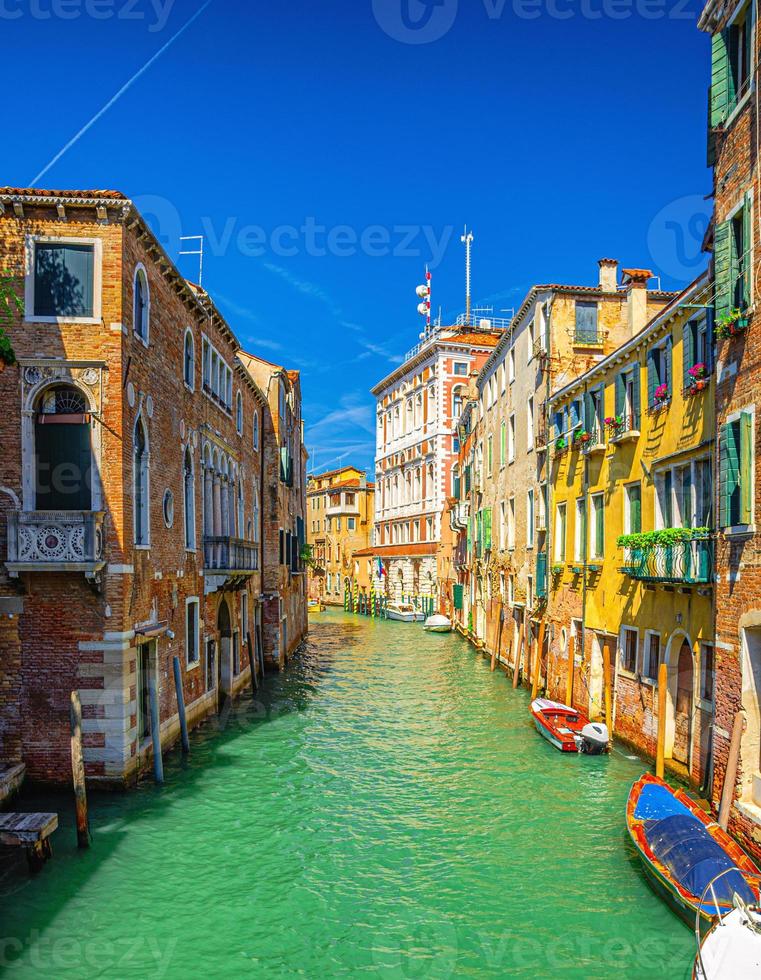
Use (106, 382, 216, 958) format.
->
(461, 226, 473, 322)
(180, 235, 204, 286)
(416, 265, 432, 340)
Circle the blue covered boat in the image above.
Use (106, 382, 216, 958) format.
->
(627, 774, 761, 924)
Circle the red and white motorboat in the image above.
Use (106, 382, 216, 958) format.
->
(530, 698, 609, 754)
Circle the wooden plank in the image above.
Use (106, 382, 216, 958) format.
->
(70, 690, 90, 848)
(0, 812, 58, 844)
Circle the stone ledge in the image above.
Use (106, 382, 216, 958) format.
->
(0, 764, 25, 805)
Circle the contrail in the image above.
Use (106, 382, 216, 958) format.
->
(30, 0, 213, 187)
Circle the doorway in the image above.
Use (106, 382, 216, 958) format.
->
(136, 641, 155, 744)
(217, 599, 232, 709)
(673, 640, 694, 767)
(589, 633, 605, 722)
(741, 627, 761, 805)
(34, 384, 92, 510)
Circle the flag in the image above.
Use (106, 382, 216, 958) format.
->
(376, 556, 386, 578)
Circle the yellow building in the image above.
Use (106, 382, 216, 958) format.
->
(547, 272, 714, 787)
(306, 466, 375, 605)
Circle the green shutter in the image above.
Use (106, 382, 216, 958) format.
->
(453, 583, 464, 610)
(615, 373, 625, 417)
(595, 497, 604, 556)
(630, 485, 642, 534)
(632, 364, 641, 427)
(743, 194, 752, 309)
(720, 422, 740, 527)
(485, 507, 492, 550)
(683, 320, 695, 385)
(584, 391, 594, 434)
(714, 220, 733, 321)
(467, 515, 472, 554)
(740, 411, 753, 524)
(664, 337, 672, 394)
(647, 350, 656, 408)
(710, 31, 731, 127)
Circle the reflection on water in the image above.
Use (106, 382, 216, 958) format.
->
(0, 611, 693, 978)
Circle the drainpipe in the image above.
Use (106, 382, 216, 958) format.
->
(581, 381, 589, 701)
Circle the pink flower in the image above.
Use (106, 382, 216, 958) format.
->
(688, 363, 706, 380)
(654, 383, 669, 401)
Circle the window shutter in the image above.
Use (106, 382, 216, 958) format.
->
(743, 194, 752, 309)
(631, 487, 641, 534)
(570, 399, 579, 429)
(584, 391, 594, 434)
(632, 366, 641, 427)
(647, 350, 656, 408)
(453, 583, 464, 610)
(710, 31, 731, 127)
(714, 220, 732, 321)
(718, 425, 728, 527)
(484, 507, 492, 550)
(615, 373, 625, 417)
(720, 422, 740, 527)
(740, 412, 753, 524)
(595, 497, 604, 554)
(664, 337, 672, 393)
(706, 308, 715, 371)
(467, 514, 472, 553)
(683, 320, 695, 385)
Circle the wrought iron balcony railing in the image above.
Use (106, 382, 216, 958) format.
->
(6, 510, 106, 578)
(204, 536, 259, 573)
(620, 537, 713, 585)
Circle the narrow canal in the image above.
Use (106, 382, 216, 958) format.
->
(0, 611, 695, 978)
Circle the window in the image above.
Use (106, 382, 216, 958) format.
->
(487, 435, 493, 473)
(233, 631, 240, 676)
(555, 503, 567, 561)
(683, 316, 713, 386)
(508, 348, 515, 384)
(643, 632, 660, 682)
(236, 392, 243, 434)
(621, 627, 638, 674)
(186, 599, 200, 665)
(29, 239, 97, 320)
(184, 329, 195, 388)
(508, 414, 515, 463)
(499, 420, 506, 467)
(201, 335, 233, 410)
(574, 498, 586, 562)
(585, 387, 605, 439)
(163, 488, 174, 528)
(253, 411, 259, 450)
(527, 489, 534, 548)
(453, 361, 467, 376)
(134, 417, 149, 546)
(205, 639, 216, 692)
(499, 501, 507, 550)
(527, 575, 533, 609)
(34, 384, 92, 510)
(590, 493, 604, 560)
(452, 386, 464, 419)
(348, 517, 356, 530)
(647, 340, 672, 408)
(574, 301, 598, 343)
(527, 397, 534, 451)
(614, 364, 641, 430)
(624, 483, 642, 535)
(719, 412, 753, 527)
(700, 643, 715, 702)
(133, 265, 150, 343)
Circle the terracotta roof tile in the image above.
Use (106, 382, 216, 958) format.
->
(0, 187, 127, 200)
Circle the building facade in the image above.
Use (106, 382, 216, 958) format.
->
(464, 261, 676, 672)
(306, 465, 375, 605)
(370, 324, 502, 603)
(0, 187, 305, 789)
(548, 274, 715, 788)
(699, 0, 761, 855)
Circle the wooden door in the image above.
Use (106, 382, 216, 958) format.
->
(673, 641, 694, 766)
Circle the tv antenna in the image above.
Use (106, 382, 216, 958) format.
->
(180, 235, 204, 286)
(461, 226, 473, 321)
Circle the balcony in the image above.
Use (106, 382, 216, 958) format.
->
(608, 413, 640, 445)
(6, 510, 105, 579)
(204, 536, 259, 573)
(580, 426, 606, 456)
(572, 328, 604, 346)
(450, 501, 470, 530)
(620, 536, 713, 585)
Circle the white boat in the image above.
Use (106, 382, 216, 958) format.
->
(386, 602, 425, 622)
(693, 873, 761, 978)
(423, 614, 452, 633)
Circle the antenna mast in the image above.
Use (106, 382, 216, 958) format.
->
(461, 226, 473, 322)
(180, 235, 204, 286)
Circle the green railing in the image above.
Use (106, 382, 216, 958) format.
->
(620, 537, 713, 584)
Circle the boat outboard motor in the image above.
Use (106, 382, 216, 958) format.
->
(580, 722, 610, 754)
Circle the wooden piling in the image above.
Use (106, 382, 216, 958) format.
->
(718, 710, 745, 831)
(148, 674, 164, 784)
(172, 656, 190, 755)
(565, 633, 575, 708)
(69, 691, 90, 849)
(656, 661, 667, 779)
(247, 631, 258, 697)
(531, 620, 545, 700)
(513, 617, 524, 689)
(602, 642, 613, 736)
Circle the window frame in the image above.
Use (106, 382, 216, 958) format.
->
(186, 597, 201, 668)
(132, 263, 151, 346)
(589, 492, 604, 561)
(554, 502, 566, 562)
(619, 625, 639, 678)
(183, 328, 196, 391)
(641, 629, 660, 685)
(24, 234, 103, 324)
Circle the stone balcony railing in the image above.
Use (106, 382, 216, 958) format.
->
(6, 510, 106, 579)
(203, 535, 259, 573)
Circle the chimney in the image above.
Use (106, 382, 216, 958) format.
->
(621, 268, 653, 337)
(598, 258, 619, 293)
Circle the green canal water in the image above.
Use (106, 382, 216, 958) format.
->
(0, 610, 696, 978)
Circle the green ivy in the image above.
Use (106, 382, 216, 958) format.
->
(0, 274, 23, 366)
(616, 527, 711, 549)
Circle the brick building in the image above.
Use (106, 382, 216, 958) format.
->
(699, 0, 761, 855)
(370, 323, 502, 603)
(0, 187, 306, 789)
(305, 465, 375, 605)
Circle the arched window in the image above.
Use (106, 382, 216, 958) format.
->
(34, 384, 91, 510)
(253, 411, 259, 450)
(134, 417, 149, 545)
(133, 265, 150, 344)
(184, 329, 195, 389)
(252, 482, 260, 545)
(237, 477, 244, 533)
(184, 447, 195, 550)
(236, 391, 243, 434)
(452, 385, 464, 419)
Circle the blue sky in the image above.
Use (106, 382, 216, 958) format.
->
(4, 0, 710, 473)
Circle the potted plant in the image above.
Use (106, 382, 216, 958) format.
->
(551, 564, 563, 575)
(573, 429, 590, 446)
(555, 435, 567, 452)
(654, 383, 669, 406)
(686, 362, 708, 394)
(605, 414, 625, 436)
(716, 307, 749, 339)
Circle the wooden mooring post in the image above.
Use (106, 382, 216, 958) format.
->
(656, 661, 667, 779)
(148, 675, 164, 784)
(513, 616, 525, 689)
(531, 620, 546, 700)
(565, 633, 575, 708)
(247, 631, 259, 697)
(602, 642, 613, 736)
(718, 711, 745, 831)
(172, 656, 190, 755)
(69, 691, 90, 848)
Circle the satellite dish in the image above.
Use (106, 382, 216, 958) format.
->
(417, 302, 429, 316)
(416, 285, 430, 298)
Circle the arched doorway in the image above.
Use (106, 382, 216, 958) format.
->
(217, 599, 232, 710)
(35, 384, 92, 510)
(673, 640, 694, 768)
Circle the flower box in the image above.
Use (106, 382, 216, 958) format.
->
(717, 308, 750, 339)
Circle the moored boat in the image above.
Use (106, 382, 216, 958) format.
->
(626, 773, 761, 926)
(386, 602, 425, 623)
(423, 614, 452, 633)
(530, 698, 610, 754)
(693, 872, 761, 978)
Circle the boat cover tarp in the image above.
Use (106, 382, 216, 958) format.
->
(642, 814, 756, 907)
